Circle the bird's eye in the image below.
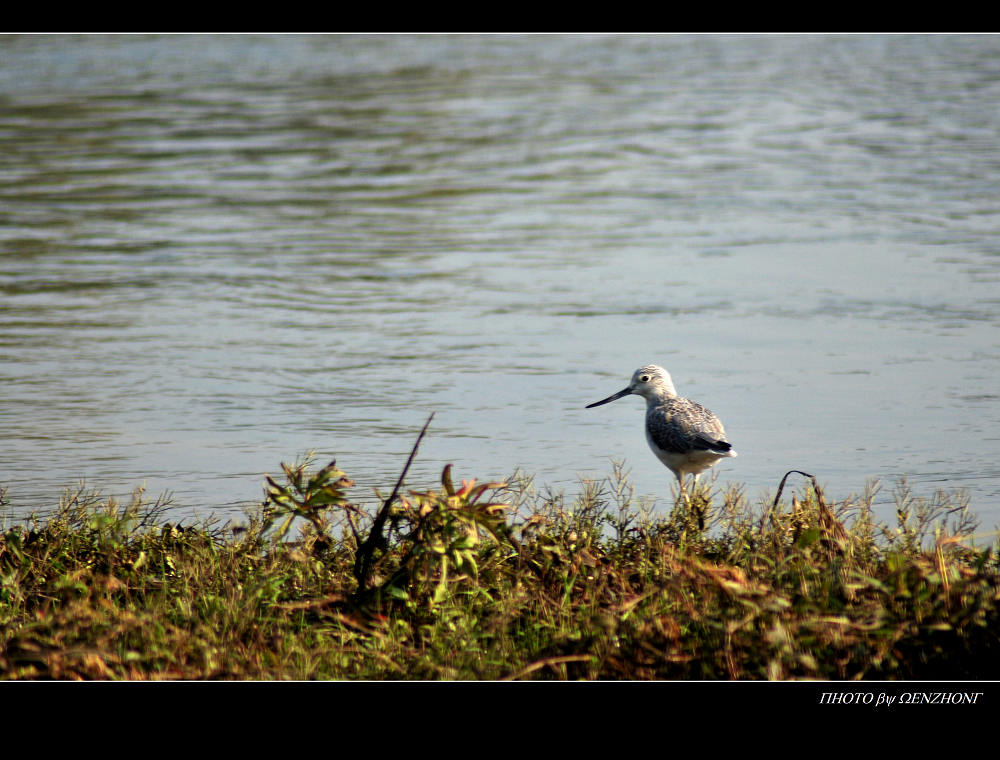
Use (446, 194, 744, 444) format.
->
(640, 375, 649, 382)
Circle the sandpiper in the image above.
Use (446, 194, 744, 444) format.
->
(586, 364, 736, 500)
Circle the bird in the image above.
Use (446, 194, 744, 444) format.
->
(585, 364, 736, 502)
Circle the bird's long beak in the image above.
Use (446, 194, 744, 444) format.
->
(585, 386, 633, 408)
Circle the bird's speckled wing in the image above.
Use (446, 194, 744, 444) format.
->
(646, 397, 732, 454)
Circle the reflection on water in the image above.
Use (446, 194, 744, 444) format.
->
(2, 34, 999, 525)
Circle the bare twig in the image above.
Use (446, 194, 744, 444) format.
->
(353, 413, 435, 593)
(765, 469, 848, 550)
(772, 470, 815, 511)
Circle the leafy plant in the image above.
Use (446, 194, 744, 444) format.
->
(383, 465, 511, 605)
(2, 424, 999, 681)
(262, 457, 355, 541)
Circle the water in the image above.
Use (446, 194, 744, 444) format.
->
(2, 34, 999, 527)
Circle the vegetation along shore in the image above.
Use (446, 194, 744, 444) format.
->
(2, 418, 998, 681)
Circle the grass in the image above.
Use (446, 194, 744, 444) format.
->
(2, 425, 999, 680)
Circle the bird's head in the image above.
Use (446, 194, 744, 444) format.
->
(585, 364, 677, 408)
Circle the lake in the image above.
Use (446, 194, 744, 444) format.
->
(2, 34, 999, 529)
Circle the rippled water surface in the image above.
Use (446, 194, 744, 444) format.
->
(2, 34, 999, 525)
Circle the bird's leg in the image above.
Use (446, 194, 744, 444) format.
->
(691, 473, 701, 504)
(677, 472, 707, 531)
(691, 473, 706, 530)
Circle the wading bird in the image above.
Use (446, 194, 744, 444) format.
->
(586, 364, 736, 503)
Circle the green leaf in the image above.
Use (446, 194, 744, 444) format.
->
(386, 585, 410, 601)
(442, 464, 455, 497)
(795, 528, 822, 549)
(433, 556, 449, 603)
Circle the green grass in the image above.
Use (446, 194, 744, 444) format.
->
(2, 434, 999, 680)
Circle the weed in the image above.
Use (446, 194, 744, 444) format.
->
(2, 430, 998, 680)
